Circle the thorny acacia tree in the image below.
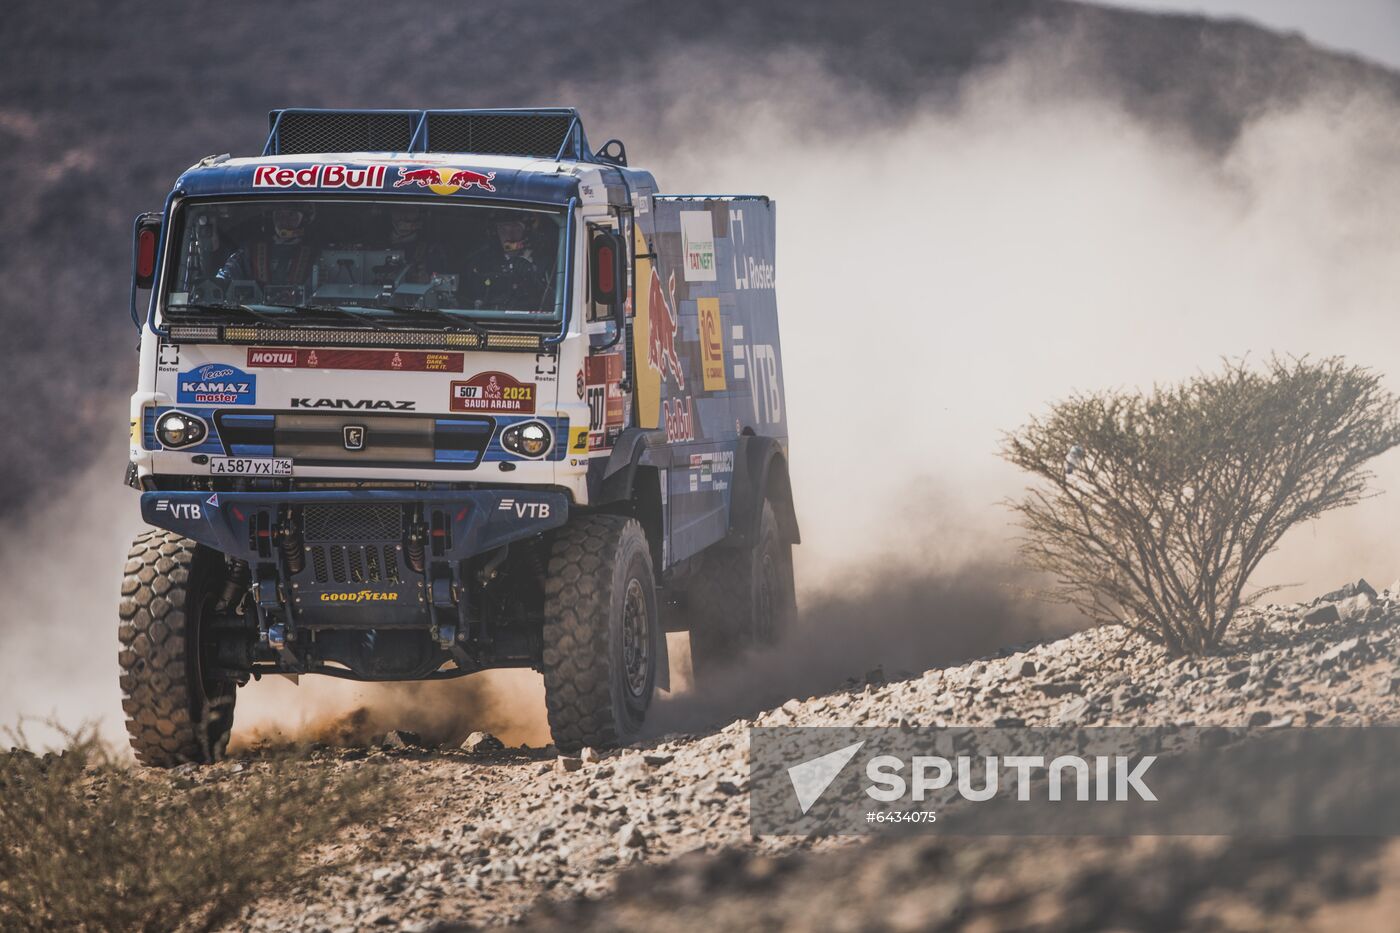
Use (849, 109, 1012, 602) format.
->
(1003, 357, 1400, 655)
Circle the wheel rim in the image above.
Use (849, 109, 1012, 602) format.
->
(621, 577, 651, 698)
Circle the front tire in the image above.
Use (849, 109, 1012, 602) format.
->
(118, 530, 236, 767)
(541, 515, 659, 751)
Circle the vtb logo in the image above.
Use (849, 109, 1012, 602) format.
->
(343, 425, 366, 450)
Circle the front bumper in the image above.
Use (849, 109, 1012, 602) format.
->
(141, 488, 567, 629)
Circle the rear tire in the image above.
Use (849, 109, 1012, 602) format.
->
(541, 514, 659, 751)
(118, 530, 236, 767)
(688, 500, 795, 684)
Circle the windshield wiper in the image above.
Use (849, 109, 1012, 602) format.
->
(387, 307, 488, 340)
(280, 304, 394, 331)
(170, 302, 296, 329)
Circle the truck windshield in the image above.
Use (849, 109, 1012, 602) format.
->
(162, 198, 567, 326)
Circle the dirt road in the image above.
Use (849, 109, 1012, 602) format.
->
(219, 581, 1400, 930)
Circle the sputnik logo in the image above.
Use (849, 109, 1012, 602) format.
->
(787, 741, 865, 814)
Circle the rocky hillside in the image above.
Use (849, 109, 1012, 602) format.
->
(3, 0, 1399, 516)
(202, 580, 1400, 930)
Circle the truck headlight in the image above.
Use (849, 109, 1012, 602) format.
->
(155, 411, 208, 449)
(501, 421, 552, 459)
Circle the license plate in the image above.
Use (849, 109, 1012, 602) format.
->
(209, 457, 293, 476)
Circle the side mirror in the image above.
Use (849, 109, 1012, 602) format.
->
(590, 229, 627, 331)
(134, 214, 161, 290)
(130, 212, 162, 329)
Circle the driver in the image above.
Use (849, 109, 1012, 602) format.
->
(217, 206, 314, 292)
(466, 215, 549, 312)
(388, 206, 447, 284)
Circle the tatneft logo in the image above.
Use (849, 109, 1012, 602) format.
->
(786, 743, 1157, 814)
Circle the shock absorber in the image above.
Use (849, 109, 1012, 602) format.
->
(217, 558, 251, 612)
(277, 515, 305, 575)
(405, 524, 426, 575)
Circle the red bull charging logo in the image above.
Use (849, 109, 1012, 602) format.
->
(647, 267, 685, 390)
(393, 166, 497, 194)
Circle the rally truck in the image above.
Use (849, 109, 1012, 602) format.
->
(120, 108, 797, 765)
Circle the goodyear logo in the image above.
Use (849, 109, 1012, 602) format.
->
(319, 590, 399, 603)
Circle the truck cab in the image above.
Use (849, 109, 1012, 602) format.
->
(120, 108, 797, 765)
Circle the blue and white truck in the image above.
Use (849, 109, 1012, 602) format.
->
(120, 108, 798, 765)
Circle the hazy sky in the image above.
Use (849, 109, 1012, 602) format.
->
(1099, 0, 1400, 70)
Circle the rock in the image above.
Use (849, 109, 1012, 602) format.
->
(617, 822, 646, 849)
(381, 730, 422, 749)
(1317, 637, 1363, 669)
(993, 716, 1025, 727)
(1035, 681, 1084, 698)
(1336, 593, 1372, 623)
(642, 753, 674, 767)
(1301, 605, 1341, 626)
(1247, 710, 1272, 727)
(461, 731, 504, 754)
(580, 747, 601, 764)
(555, 756, 583, 773)
(1318, 578, 1377, 603)
(1055, 698, 1091, 723)
(613, 755, 652, 782)
(1224, 671, 1249, 690)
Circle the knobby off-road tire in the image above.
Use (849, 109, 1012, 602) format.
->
(118, 529, 236, 767)
(688, 500, 796, 685)
(542, 514, 659, 752)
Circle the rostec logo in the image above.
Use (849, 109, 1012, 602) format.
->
(646, 267, 685, 389)
(498, 498, 552, 519)
(178, 363, 256, 405)
(392, 167, 497, 194)
(154, 500, 202, 520)
(252, 164, 388, 189)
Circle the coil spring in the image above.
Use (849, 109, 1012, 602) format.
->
(406, 528, 426, 574)
(278, 521, 305, 575)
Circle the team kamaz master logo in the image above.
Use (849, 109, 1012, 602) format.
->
(177, 363, 256, 406)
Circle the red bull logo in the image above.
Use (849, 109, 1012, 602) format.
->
(392, 166, 497, 194)
(647, 268, 685, 390)
(253, 164, 387, 189)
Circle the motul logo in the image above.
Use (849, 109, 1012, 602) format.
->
(290, 398, 415, 410)
(249, 349, 296, 366)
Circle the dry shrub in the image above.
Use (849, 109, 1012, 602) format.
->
(1003, 357, 1400, 655)
(0, 724, 386, 932)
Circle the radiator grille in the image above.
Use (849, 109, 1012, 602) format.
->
(302, 504, 403, 542)
(306, 543, 401, 585)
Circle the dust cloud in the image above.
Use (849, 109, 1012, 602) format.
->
(597, 46, 1400, 592)
(6, 34, 1400, 750)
